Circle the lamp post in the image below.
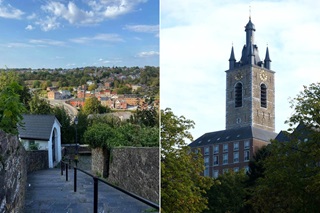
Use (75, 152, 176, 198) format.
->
(74, 116, 78, 167)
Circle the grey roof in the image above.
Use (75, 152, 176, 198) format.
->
(18, 114, 61, 141)
(188, 126, 277, 147)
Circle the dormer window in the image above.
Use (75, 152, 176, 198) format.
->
(235, 82, 243, 107)
(261, 83, 267, 108)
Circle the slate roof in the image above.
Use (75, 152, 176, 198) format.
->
(18, 114, 61, 141)
(189, 126, 278, 147)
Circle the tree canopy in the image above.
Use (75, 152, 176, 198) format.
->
(0, 82, 26, 134)
(249, 82, 320, 212)
(161, 108, 213, 213)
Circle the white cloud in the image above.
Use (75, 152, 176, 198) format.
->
(6, 43, 32, 48)
(35, 0, 148, 31)
(36, 16, 60, 31)
(124, 25, 159, 33)
(161, 0, 320, 139)
(27, 13, 37, 20)
(70, 33, 124, 43)
(29, 39, 65, 47)
(25, 25, 35, 30)
(137, 51, 159, 57)
(0, 1, 24, 19)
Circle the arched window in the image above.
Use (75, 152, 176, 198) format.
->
(235, 82, 242, 107)
(261, 83, 267, 108)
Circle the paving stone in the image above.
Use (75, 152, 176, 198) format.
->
(24, 169, 158, 213)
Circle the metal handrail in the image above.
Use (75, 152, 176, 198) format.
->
(60, 160, 159, 212)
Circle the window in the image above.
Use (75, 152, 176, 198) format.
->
(234, 152, 239, 163)
(244, 140, 250, 149)
(214, 145, 219, 154)
(223, 168, 229, 174)
(223, 144, 228, 152)
(223, 153, 228, 164)
(234, 167, 239, 172)
(213, 170, 219, 178)
(235, 82, 243, 107)
(204, 167, 209, 177)
(204, 146, 209, 155)
(204, 156, 209, 167)
(213, 155, 219, 165)
(261, 83, 267, 108)
(244, 150, 250, 161)
(233, 142, 239, 151)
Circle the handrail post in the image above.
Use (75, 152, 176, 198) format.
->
(61, 161, 63, 175)
(66, 163, 68, 181)
(74, 167, 77, 192)
(69, 158, 71, 169)
(93, 177, 98, 213)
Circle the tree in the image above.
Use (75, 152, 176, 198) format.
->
(204, 171, 247, 213)
(161, 108, 213, 213)
(52, 106, 73, 144)
(0, 82, 26, 134)
(84, 123, 120, 149)
(250, 82, 320, 212)
(129, 108, 159, 127)
(88, 83, 97, 91)
(28, 94, 52, 114)
(82, 97, 108, 115)
(32, 80, 41, 88)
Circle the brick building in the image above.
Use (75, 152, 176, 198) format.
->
(189, 17, 277, 177)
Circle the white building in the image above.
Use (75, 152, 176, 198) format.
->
(18, 114, 62, 168)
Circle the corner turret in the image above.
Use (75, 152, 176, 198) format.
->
(229, 46, 236, 69)
(264, 47, 271, 69)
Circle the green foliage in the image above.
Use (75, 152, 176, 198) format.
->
(250, 138, 320, 212)
(82, 97, 108, 115)
(88, 83, 97, 91)
(115, 85, 132, 94)
(84, 123, 121, 148)
(74, 111, 88, 144)
(32, 80, 41, 88)
(204, 171, 248, 213)
(286, 83, 320, 129)
(116, 123, 159, 147)
(85, 116, 159, 148)
(161, 108, 213, 213)
(28, 93, 52, 114)
(29, 142, 40, 150)
(249, 83, 320, 212)
(0, 82, 26, 134)
(88, 114, 123, 127)
(130, 108, 159, 127)
(52, 106, 74, 144)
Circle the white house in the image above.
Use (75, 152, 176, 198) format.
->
(18, 114, 62, 168)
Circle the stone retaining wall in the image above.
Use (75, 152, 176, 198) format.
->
(0, 131, 27, 213)
(92, 147, 159, 203)
(26, 150, 48, 173)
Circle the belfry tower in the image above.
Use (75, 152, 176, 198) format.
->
(189, 17, 277, 178)
(226, 17, 275, 132)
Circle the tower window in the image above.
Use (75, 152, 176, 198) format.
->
(261, 84, 267, 108)
(235, 82, 243, 107)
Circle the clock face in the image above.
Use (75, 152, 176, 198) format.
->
(260, 70, 267, 81)
(235, 71, 243, 80)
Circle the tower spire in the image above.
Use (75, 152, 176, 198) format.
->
(229, 45, 236, 69)
(264, 46, 271, 69)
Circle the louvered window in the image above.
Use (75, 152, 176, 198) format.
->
(261, 84, 267, 108)
(235, 82, 243, 107)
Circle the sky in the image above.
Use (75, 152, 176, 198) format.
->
(160, 0, 320, 141)
(0, 0, 159, 69)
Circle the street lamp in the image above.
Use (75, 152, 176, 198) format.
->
(74, 116, 78, 167)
